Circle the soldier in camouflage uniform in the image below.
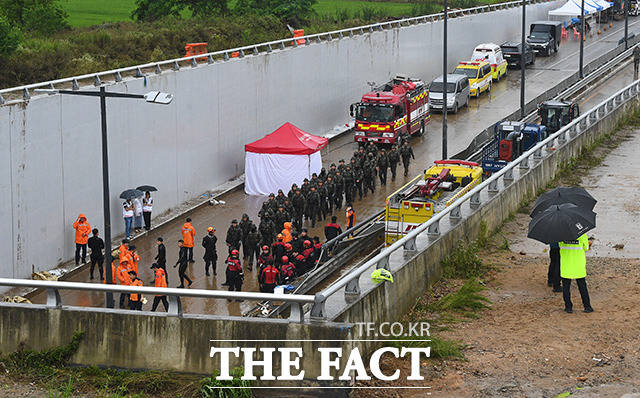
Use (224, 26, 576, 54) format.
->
(306, 186, 321, 228)
(377, 148, 389, 186)
(343, 165, 355, 205)
(316, 180, 329, 221)
(333, 171, 344, 210)
(388, 145, 400, 181)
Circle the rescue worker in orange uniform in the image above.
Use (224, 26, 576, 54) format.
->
(150, 263, 169, 312)
(116, 260, 132, 308)
(346, 205, 356, 229)
(127, 245, 140, 276)
(281, 222, 293, 243)
(118, 239, 130, 265)
(181, 217, 196, 263)
(259, 261, 281, 293)
(73, 213, 91, 265)
(104, 250, 118, 285)
(128, 270, 143, 311)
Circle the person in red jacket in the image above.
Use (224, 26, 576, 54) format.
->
(73, 213, 91, 265)
(257, 246, 273, 275)
(260, 262, 281, 293)
(324, 216, 342, 241)
(181, 218, 196, 262)
(280, 256, 296, 284)
(225, 250, 244, 297)
(271, 234, 286, 267)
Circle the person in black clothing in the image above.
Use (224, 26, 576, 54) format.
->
(202, 227, 218, 276)
(155, 237, 167, 284)
(245, 225, 261, 271)
(291, 189, 305, 231)
(324, 216, 342, 241)
(377, 149, 389, 185)
(225, 219, 242, 255)
(239, 214, 252, 260)
(388, 145, 400, 181)
(400, 141, 415, 177)
(174, 240, 193, 288)
(87, 228, 104, 280)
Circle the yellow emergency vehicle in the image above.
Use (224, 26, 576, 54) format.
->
(454, 61, 492, 97)
(384, 160, 483, 245)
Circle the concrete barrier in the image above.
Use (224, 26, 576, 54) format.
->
(0, 303, 355, 380)
(0, 1, 561, 279)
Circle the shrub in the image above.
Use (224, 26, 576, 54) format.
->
(0, 16, 21, 57)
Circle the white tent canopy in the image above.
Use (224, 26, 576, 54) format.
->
(244, 122, 329, 196)
(549, 0, 601, 17)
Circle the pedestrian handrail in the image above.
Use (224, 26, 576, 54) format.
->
(309, 77, 640, 320)
(0, 0, 548, 105)
(0, 278, 315, 322)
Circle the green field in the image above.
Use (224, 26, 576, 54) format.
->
(58, 0, 415, 27)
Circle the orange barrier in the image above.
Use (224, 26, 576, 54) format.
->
(185, 42, 208, 62)
(292, 29, 306, 45)
(561, 26, 568, 39)
(573, 27, 580, 40)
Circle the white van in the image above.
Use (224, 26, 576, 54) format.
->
(471, 43, 508, 81)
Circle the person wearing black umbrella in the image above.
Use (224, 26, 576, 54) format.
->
(559, 234, 594, 314)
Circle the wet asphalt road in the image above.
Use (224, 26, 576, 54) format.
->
(30, 17, 640, 316)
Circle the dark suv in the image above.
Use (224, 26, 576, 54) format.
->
(500, 42, 535, 67)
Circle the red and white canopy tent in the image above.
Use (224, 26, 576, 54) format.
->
(244, 122, 328, 195)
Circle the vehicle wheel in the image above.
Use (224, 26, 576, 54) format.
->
(417, 120, 425, 136)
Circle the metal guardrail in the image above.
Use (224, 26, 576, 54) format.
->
(0, 278, 315, 322)
(0, 0, 551, 104)
(309, 77, 640, 320)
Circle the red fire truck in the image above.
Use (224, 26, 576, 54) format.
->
(350, 75, 430, 144)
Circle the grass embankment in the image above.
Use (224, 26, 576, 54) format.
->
(0, 331, 251, 397)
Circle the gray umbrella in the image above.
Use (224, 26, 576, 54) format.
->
(528, 203, 596, 244)
(119, 189, 144, 200)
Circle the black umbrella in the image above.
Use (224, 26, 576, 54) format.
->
(136, 185, 158, 192)
(120, 189, 144, 200)
(528, 203, 596, 244)
(530, 187, 597, 218)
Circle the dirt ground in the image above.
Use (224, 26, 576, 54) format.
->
(349, 210, 640, 398)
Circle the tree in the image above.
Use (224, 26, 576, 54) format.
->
(0, 16, 21, 57)
(234, 0, 316, 25)
(131, 0, 182, 22)
(0, 0, 68, 34)
(182, 0, 230, 18)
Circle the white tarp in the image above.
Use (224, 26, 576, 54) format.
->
(244, 151, 323, 196)
(549, 0, 600, 16)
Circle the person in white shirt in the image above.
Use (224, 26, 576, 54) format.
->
(133, 196, 143, 233)
(123, 200, 134, 239)
(142, 191, 153, 231)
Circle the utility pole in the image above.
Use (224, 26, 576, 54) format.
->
(442, 0, 448, 159)
(625, 0, 630, 50)
(520, 0, 526, 118)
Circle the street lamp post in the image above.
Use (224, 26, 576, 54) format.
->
(36, 87, 173, 308)
(443, 0, 448, 159)
(625, 0, 630, 50)
(580, 0, 585, 78)
(520, 0, 526, 118)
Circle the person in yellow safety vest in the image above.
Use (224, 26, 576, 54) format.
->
(559, 233, 594, 314)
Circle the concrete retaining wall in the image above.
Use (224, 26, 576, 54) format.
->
(0, 1, 561, 279)
(0, 303, 355, 380)
(334, 91, 640, 326)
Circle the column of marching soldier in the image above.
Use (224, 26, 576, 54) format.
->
(78, 138, 415, 311)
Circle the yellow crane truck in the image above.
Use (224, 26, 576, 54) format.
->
(384, 160, 483, 245)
